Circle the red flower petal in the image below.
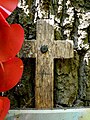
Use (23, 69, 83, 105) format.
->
(0, 22, 24, 62)
(0, 57, 23, 92)
(0, 0, 18, 18)
(0, 12, 10, 27)
(0, 97, 10, 120)
(0, 99, 3, 111)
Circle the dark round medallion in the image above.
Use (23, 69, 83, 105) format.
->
(40, 45, 48, 53)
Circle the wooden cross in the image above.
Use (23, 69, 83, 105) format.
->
(20, 19, 73, 109)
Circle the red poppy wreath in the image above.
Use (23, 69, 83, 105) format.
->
(0, 0, 24, 119)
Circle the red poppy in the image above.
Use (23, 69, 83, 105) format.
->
(0, 12, 10, 27)
(0, 57, 23, 92)
(0, 97, 10, 120)
(0, 0, 24, 119)
(0, 13, 24, 62)
(0, 0, 18, 18)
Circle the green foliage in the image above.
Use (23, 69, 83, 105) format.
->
(54, 51, 79, 107)
(42, 0, 52, 11)
(7, 7, 36, 40)
(70, 0, 90, 11)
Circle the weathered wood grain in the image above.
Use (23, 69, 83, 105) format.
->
(19, 19, 73, 108)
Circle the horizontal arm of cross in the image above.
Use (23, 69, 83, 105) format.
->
(19, 40, 73, 59)
(53, 40, 73, 58)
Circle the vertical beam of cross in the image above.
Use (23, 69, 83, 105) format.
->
(35, 20, 54, 108)
(19, 19, 73, 109)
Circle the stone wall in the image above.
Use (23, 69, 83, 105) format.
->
(4, 0, 90, 108)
